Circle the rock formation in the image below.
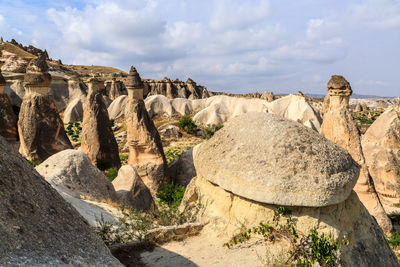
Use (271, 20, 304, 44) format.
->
(0, 135, 122, 266)
(182, 112, 398, 266)
(63, 98, 84, 123)
(36, 149, 117, 202)
(125, 67, 168, 193)
(0, 67, 18, 141)
(106, 77, 127, 100)
(362, 108, 400, 214)
(81, 77, 121, 169)
(319, 75, 392, 232)
(112, 165, 157, 213)
(18, 54, 72, 162)
(260, 91, 275, 102)
(167, 148, 196, 186)
(0, 50, 30, 73)
(143, 77, 209, 100)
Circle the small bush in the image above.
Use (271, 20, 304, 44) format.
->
(387, 231, 400, 247)
(109, 119, 115, 128)
(105, 167, 118, 181)
(203, 124, 223, 139)
(27, 159, 39, 167)
(66, 121, 82, 142)
(164, 142, 199, 166)
(157, 182, 185, 207)
(119, 154, 129, 165)
(178, 116, 197, 133)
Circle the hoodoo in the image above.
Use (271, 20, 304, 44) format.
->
(0, 66, 18, 141)
(81, 76, 121, 169)
(320, 75, 392, 232)
(18, 54, 72, 162)
(125, 66, 168, 193)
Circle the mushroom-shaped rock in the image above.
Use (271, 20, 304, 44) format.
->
(194, 112, 359, 207)
(327, 75, 352, 97)
(23, 53, 52, 94)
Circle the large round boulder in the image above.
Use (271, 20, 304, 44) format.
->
(194, 112, 359, 207)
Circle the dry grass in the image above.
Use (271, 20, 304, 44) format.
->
(0, 42, 36, 59)
(64, 65, 126, 76)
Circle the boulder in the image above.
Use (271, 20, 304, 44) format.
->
(112, 165, 157, 213)
(0, 135, 122, 266)
(167, 148, 196, 186)
(194, 113, 358, 206)
(320, 75, 392, 233)
(81, 77, 121, 169)
(265, 94, 322, 130)
(63, 98, 84, 123)
(362, 108, 400, 214)
(162, 125, 182, 139)
(36, 149, 117, 202)
(182, 112, 399, 266)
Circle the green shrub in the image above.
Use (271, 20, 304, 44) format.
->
(105, 167, 118, 181)
(66, 121, 82, 142)
(109, 119, 115, 128)
(178, 116, 197, 133)
(157, 182, 185, 207)
(203, 124, 223, 139)
(387, 231, 400, 247)
(119, 154, 129, 165)
(27, 159, 39, 167)
(164, 142, 199, 166)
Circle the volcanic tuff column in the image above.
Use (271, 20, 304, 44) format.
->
(125, 66, 168, 193)
(0, 66, 18, 141)
(320, 75, 392, 233)
(81, 77, 121, 169)
(18, 54, 72, 162)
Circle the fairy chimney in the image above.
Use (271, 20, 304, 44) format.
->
(320, 75, 392, 233)
(81, 77, 121, 169)
(0, 67, 18, 141)
(125, 66, 168, 193)
(18, 54, 72, 162)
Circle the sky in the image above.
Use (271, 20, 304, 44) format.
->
(0, 0, 399, 96)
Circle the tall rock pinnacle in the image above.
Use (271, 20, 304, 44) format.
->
(0, 66, 18, 141)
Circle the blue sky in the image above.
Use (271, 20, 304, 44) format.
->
(0, 0, 399, 96)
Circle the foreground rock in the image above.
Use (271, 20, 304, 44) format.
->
(125, 67, 168, 193)
(112, 165, 157, 213)
(362, 108, 400, 214)
(320, 75, 392, 233)
(265, 94, 322, 131)
(0, 135, 122, 266)
(0, 67, 18, 141)
(81, 77, 121, 169)
(18, 54, 72, 162)
(182, 112, 398, 266)
(36, 149, 117, 202)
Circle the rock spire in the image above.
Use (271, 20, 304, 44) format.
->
(0, 66, 18, 141)
(320, 75, 392, 233)
(81, 76, 121, 169)
(18, 54, 72, 162)
(125, 66, 168, 193)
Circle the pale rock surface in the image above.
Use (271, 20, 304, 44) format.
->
(145, 94, 175, 118)
(362, 108, 400, 214)
(63, 98, 84, 123)
(265, 94, 322, 131)
(194, 112, 358, 206)
(320, 75, 392, 233)
(108, 95, 128, 120)
(36, 149, 117, 202)
(0, 135, 122, 266)
(167, 147, 196, 186)
(112, 165, 157, 213)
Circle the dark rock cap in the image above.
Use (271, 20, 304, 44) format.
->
(125, 66, 144, 89)
(327, 75, 352, 96)
(23, 54, 51, 87)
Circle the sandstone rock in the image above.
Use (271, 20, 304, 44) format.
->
(320, 75, 392, 232)
(145, 94, 175, 118)
(106, 78, 127, 100)
(0, 135, 122, 266)
(125, 67, 168, 193)
(265, 94, 322, 130)
(167, 148, 196, 186)
(362, 108, 400, 214)
(0, 69, 18, 141)
(354, 103, 362, 112)
(81, 77, 121, 169)
(194, 112, 359, 207)
(112, 165, 157, 213)
(63, 98, 84, 123)
(18, 55, 72, 162)
(108, 95, 128, 120)
(162, 125, 182, 139)
(0, 51, 29, 73)
(36, 149, 117, 202)
(261, 91, 275, 102)
(182, 175, 399, 266)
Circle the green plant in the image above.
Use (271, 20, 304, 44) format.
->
(223, 207, 347, 267)
(178, 116, 197, 133)
(119, 154, 129, 165)
(387, 231, 400, 247)
(157, 182, 185, 207)
(105, 167, 118, 181)
(203, 124, 223, 139)
(27, 159, 39, 167)
(164, 142, 199, 166)
(109, 119, 115, 128)
(66, 121, 82, 142)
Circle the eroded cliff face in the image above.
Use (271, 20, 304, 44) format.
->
(143, 77, 210, 100)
